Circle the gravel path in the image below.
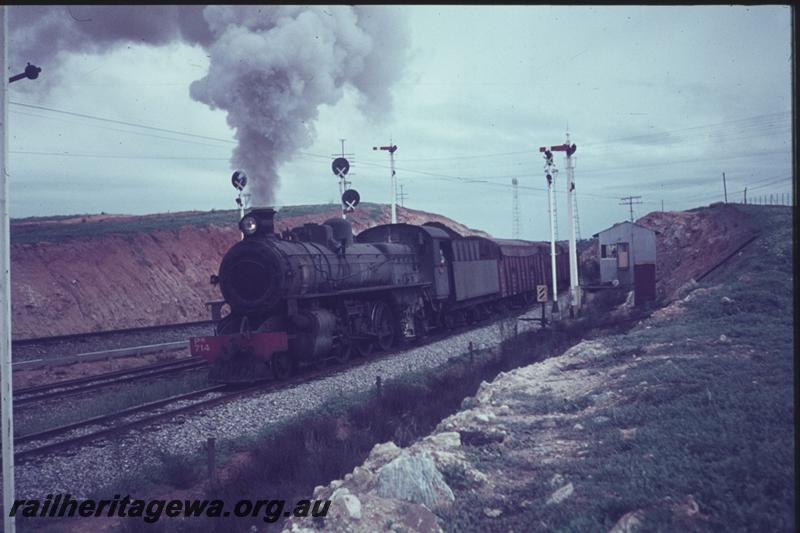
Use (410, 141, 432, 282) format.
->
(6, 298, 567, 499)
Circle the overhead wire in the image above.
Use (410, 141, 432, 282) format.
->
(10, 100, 789, 210)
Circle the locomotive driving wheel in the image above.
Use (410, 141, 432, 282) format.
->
(333, 340, 352, 364)
(355, 338, 374, 358)
(374, 302, 396, 352)
(271, 352, 294, 380)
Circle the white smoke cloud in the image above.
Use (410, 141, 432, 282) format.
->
(9, 5, 409, 206)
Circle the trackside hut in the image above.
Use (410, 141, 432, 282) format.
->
(593, 221, 657, 304)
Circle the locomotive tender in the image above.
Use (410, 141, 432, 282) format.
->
(190, 208, 569, 382)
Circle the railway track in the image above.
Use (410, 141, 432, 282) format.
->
(13, 320, 214, 347)
(14, 385, 249, 461)
(14, 357, 208, 406)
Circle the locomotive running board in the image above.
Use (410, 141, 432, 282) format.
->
(295, 282, 431, 299)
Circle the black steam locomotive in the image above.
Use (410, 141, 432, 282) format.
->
(190, 208, 569, 382)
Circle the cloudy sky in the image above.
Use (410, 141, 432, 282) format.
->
(6, 5, 793, 240)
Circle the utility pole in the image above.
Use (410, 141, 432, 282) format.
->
(2, 25, 42, 531)
(744, 187, 747, 205)
(373, 141, 398, 223)
(398, 183, 408, 208)
(619, 195, 643, 222)
(722, 172, 728, 204)
(511, 178, 520, 239)
(0, 10, 11, 532)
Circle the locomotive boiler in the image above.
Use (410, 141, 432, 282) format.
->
(191, 208, 430, 381)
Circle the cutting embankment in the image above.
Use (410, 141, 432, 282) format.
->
(10, 204, 484, 339)
(284, 204, 794, 532)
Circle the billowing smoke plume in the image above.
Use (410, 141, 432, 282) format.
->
(9, 6, 409, 206)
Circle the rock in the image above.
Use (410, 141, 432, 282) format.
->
(474, 412, 491, 423)
(549, 473, 565, 488)
(376, 451, 455, 511)
(721, 296, 733, 304)
(593, 415, 611, 425)
(546, 482, 574, 505)
(620, 428, 638, 441)
(331, 487, 350, 500)
(609, 510, 645, 532)
(483, 508, 503, 518)
(573, 423, 584, 431)
(423, 432, 461, 449)
(459, 428, 506, 446)
(364, 441, 403, 472)
(351, 466, 374, 489)
(719, 334, 730, 343)
(498, 404, 511, 415)
(333, 493, 362, 520)
(460, 396, 479, 409)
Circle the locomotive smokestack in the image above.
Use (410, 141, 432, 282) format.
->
(250, 208, 275, 236)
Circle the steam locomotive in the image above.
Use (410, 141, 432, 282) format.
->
(190, 208, 569, 382)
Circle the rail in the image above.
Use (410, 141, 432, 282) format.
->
(13, 341, 189, 370)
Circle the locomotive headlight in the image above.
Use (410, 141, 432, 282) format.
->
(240, 215, 258, 235)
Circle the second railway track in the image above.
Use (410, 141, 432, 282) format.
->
(14, 357, 208, 406)
(14, 385, 242, 461)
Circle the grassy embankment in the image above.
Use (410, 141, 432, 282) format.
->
(444, 205, 795, 532)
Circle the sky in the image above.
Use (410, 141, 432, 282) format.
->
(6, 5, 794, 241)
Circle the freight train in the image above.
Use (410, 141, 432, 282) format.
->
(190, 208, 569, 382)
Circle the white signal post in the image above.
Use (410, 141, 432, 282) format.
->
(563, 133, 581, 312)
(1, 8, 16, 532)
(373, 142, 398, 224)
(540, 147, 559, 313)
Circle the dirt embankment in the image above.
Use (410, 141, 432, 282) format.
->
(11, 204, 484, 340)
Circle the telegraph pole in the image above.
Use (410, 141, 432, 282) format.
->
(1, 9, 14, 531)
(3, 22, 42, 530)
(722, 172, 728, 204)
(398, 183, 408, 208)
(619, 195, 642, 222)
(373, 141, 398, 223)
(511, 178, 520, 239)
(744, 187, 747, 204)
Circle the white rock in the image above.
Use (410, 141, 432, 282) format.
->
(609, 509, 645, 532)
(573, 423, 584, 431)
(334, 493, 362, 520)
(424, 432, 461, 449)
(483, 508, 503, 518)
(546, 482, 574, 505)
(376, 450, 455, 510)
(474, 413, 491, 423)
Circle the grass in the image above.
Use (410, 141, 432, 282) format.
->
(441, 205, 795, 532)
